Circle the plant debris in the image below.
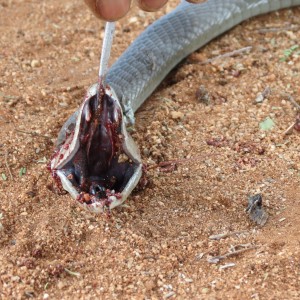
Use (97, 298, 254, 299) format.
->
(207, 244, 257, 264)
(259, 117, 275, 131)
(209, 230, 248, 240)
(19, 167, 26, 177)
(196, 85, 210, 105)
(246, 194, 268, 226)
(294, 114, 300, 131)
(255, 86, 271, 103)
(219, 263, 236, 270)
(280, 44, 299, 62)
(64, 268, 81, 278)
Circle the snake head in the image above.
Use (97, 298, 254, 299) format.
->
(50, 83, 142, 213)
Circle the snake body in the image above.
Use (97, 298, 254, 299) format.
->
(106, 0, 300, 123)
(53, 0, 300, 213)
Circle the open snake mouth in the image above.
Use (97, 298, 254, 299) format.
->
(50, 84, 142, 212)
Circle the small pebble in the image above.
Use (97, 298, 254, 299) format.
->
(171, 111, 184, 120)
(30, 60, 42, 68)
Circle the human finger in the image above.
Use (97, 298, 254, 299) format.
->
(84, 0, 131, 21)
(136, 0, 168, 12)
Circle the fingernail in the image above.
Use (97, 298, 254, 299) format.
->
(96, 0, 131, 21)
(138, 0, 168, 12)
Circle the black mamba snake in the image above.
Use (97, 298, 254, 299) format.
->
(50, 0, 300, 213)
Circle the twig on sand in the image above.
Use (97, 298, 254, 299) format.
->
(282, 94, 300, 135)
(219, 262, 236, 270)
(15, 129, 51, 140)
(283, 121, 297, 135)
(257, 25, 299, 33)
(209, 230, 248, 241)
(207, 244, 257, 264)
(285, 94, 300, 111)
(147, 147, 212, 172)
(5, 151, 13, 181)
(64, 268, 81, 278)
(201, 46, 252, 65)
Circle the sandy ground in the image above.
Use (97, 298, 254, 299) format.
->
(1, 0, 300, 299)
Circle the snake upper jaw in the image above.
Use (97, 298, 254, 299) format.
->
(50, 84, 142, 213)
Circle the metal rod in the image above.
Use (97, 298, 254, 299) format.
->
(99, 21, 116, 83)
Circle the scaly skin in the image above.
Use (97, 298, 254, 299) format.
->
(52, 0, 300, 213)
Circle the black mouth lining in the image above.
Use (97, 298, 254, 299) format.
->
(55, 89, 138, 204)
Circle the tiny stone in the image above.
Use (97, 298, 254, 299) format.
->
(88, 225, 95, 230)
(144, 280, 156, 291)
(171, 111, 184, 120)
(118, 153, 129, 163)
(164, 292, 176, 299)
(255, 93, 264, 103)
(234, 63, 245, 71)
(11, 275, 20, 282)
(31, 60, 41, 68)
(127, 258, 133, 269)
(196, 85, 210, 104)
(83, 193, 90, 202)
(129, 16, 138, 24)
(57, 281, 66, 289)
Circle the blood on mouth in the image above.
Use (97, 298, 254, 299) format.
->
(50, 84, 137, 208)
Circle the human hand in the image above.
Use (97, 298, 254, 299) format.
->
(84, 0, 200, 21)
